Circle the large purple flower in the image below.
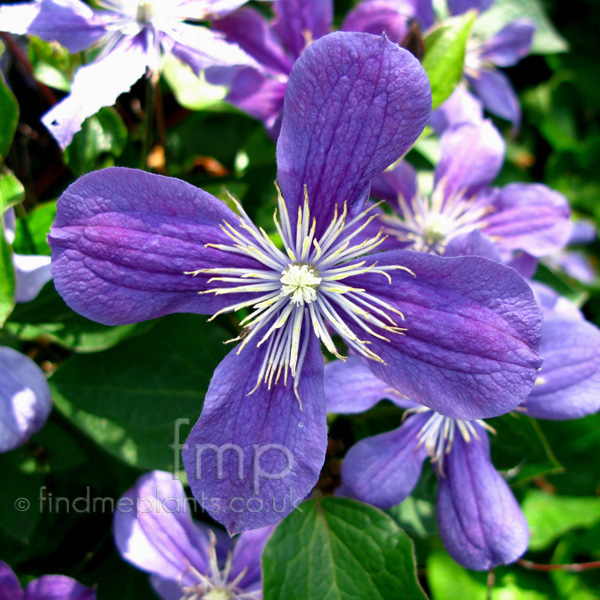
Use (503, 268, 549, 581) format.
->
(0, 0, 257, 148)
(372, 120, 572, 259)
(325, 357, 529, 571)
(49, 32, 542, 532)
(0, 346, 52, 453)
(0, 559, 95, 600)
(114, 471, 271, 599)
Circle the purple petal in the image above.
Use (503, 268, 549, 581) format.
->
(429, 85, 484, 134)
(347, 251, 543, 419)
(324, 356, 417, 413)
(42, 34, 148, 149)
(437, 430, 529, 571)
(370, 160, 418, 205)
(167, 23, 258, 75)
(447, 0, 493, 15)
(434, 120, 504, 199)
(276, 31, 431, 234)
(524, 315, 600, 420)
(0, 347, 52, 453)
(49, 167, 258, 326)
(0, 561, 24, 600)
(484, 183, 572, 257)
(467, 69, 521, 125)
(13, 254, 52, 303)
(114, 471, 214, 585)
(480, 20, 535, 67)
(444, 230, 502, 262)
(568, 219, 596, 245)
(182, 332, 327, 534)
(548, 250, 596, 285)
(213, 7, 293, 74)
(148, 576, 181, 600)
(272, 0, 333, 58)
(529, 282, 583, 320)
(25, 576, 96, 600)
(0, 0, 107, 53)
(507, 252, 538, 279)
(340, 412, 429, 508)
(230, 525, 275, 590)
(196, 0, 249, 18)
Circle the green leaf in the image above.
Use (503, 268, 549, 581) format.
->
(422, 11, 476, 110)
(0, 61, 19, 161)
(473, 0, 568, 55)
(64, 107, 128, 175)
(262, 496, 428, 600)
(13, 200, 56, 256)
(522, 489, 600, 551)
(29, 36, 75, 92)
(50, 314, 230, 472)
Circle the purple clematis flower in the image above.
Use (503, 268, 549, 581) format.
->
(0, 0, 258, 149)
(371, 120, 572, 259)
(0, 346, 52, 453)
(114, 471, 271, 599)
(49, 32, 543, 532)
(324, 356, 529, 571)
(211, 0, 433, 137)
(0, 559, 95, 599)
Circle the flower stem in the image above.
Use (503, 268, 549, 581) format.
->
(518, 559, 600, 572)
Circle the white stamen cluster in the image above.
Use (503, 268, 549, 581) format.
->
(179, 532, 259, 600)
(188, 186, 413, 401)
(380, 180, 494, 254)
(406, 407, 496, 475)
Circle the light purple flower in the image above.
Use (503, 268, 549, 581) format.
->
(114, 471, 271, 599)
(372, 120, 572, 259)
(49, 32, 542, 533)
(0, 559, 95, 600)
(0, 0, 258, 148)
(0, 346, 52, 453)
(325, 357, 529, 571)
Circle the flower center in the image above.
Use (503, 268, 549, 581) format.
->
(280, 263, 321, 305)
(204, 589, 233, 600)
(136, 0, 155, 23)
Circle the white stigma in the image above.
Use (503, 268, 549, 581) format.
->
(280, 264, 321, 305)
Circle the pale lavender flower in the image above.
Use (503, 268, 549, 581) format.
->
(49, 32, 542, 533)
(0, 559, 94, 599)
(0, 0, 258, 148)
(115, 471, 271, 599)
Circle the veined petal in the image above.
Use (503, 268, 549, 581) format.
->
(0, 347, 52, 453)
(272, 0, 333, 58)
(343, 0, 435, 36)
(524, 315, 600, 420)
(447, 0, 493, 15)
(41, 34, 148, 149)
(444, 230, 503, 262)
(437, 431, 529, 570)
(230, 525, 275, 590)
(467, 69, 521, 125)
(346, 251, 542, 419)
(24, 576, 96, 600)
(340, 412, 429, 508)
(114, 471, 213, 584)
(507, 252, 538, 280)
(0, 561, 24, 600)
(49, 167, 259, 326)
(429, 85, 484, 134)
(434, 120, 504, 200)
(277, 31, 431, 234)
(324, 356, 417, 413)
(183, 332, 327, 534)
(480, 20, 535, 67)
(370, 160, 418, 205)
(0, 0, 107, 53)
(484, 183, 572, 257)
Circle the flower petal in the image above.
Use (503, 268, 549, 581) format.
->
(530, 281, 583, 320)
(277, 31, 431, 233)
(183, 332, 327, 534)
(480, 20, 535, 67)
(324, 356, 416, 413)
(0, 347, 52, 453)
(434, 120, 504, 199)
(437, 430, 529, 570)
(0, 561, 24, 600)
(484, 183, 572, 257)
(272, 0, 333, 58)
(13, 254, 52, 303)
(467, 69, 521, 125)
(447, 0, 493, 15)
(49, 167, 258, 326)
(41, 34, 148, 149)
(524, 315, 600, 420)
(0, 0, 106, 53)
(370, 160, 418, 205)
(347, 251, 543, 419)
(444, 230, 503, 262)
(340, 412, 429, 508)
(429, 85, 484, 134)
(230, 525, 275, 590)
(25, 576, 96, 600)
(114, 471, 214, 585)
